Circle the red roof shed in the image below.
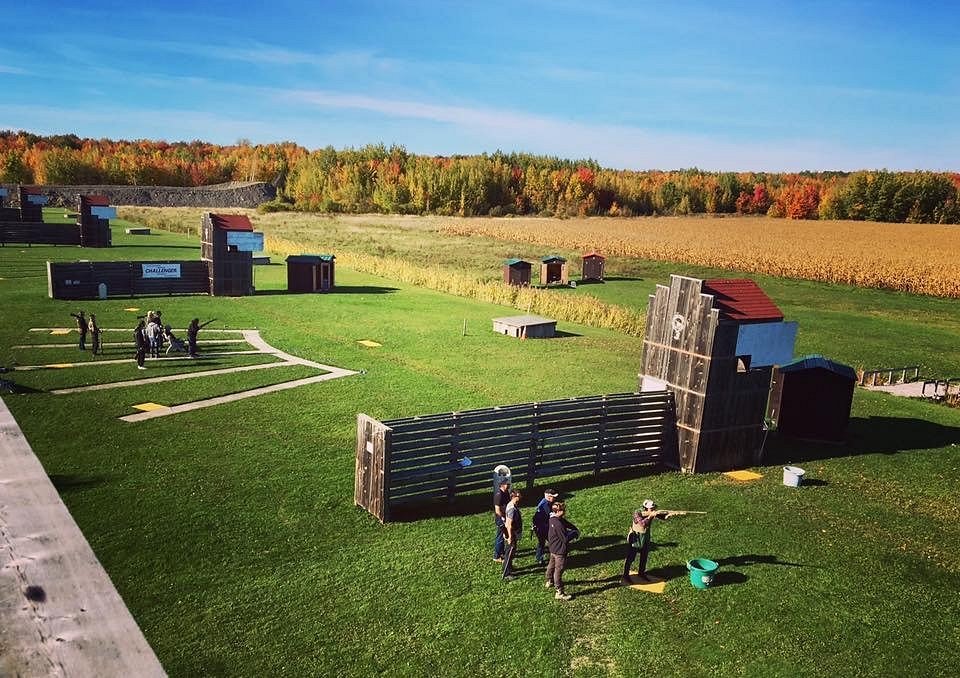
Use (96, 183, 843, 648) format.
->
(702, 278, 783, 323)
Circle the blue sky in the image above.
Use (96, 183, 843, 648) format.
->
(1, 0, 957, 171)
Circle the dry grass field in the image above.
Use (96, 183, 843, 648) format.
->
(439, 215, 960, 297)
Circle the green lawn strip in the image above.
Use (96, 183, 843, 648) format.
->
(2, 215, 960, 676)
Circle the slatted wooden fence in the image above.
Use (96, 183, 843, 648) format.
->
(355, 391, 676, 522)
(0, 221, 82, 246)
(47, 260, 211, 299)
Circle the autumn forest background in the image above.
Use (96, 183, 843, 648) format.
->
(2, 130, 959, 223)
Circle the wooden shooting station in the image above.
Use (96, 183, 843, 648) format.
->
(503, 258, 532, 286)
(767, 354, 856, 443)
(201, 212, 258, 296)
(540, 255, 568, 286)
(581, 251, 605, 282)
(286, 254, 335, 293)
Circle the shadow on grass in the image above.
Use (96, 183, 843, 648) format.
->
(762, 415, 960, 466)
(254, 285, 398, 296)
(113, 244, 200, 250)
(388, 465, 667, 523)
(50, 473, 113, 494)
(552, 330, 581, 339)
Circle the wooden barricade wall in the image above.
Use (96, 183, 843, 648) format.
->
(1, 222, 82, 246)
(47, 261, 211, 299)
(355, 391, 676, 522)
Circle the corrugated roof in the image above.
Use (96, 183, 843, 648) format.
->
(210, 213, 253, 231)
(504, 258, 530, 267)
(780, 354, 857, 380)
(541, 255, 567, 263)
(702, 278, 784, 323)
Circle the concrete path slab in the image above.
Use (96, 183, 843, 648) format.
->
(51, 360, 291, 394)
(0, 396, 166, 677)
(119, 370, 358, 422)
(13, 351, 266, 371)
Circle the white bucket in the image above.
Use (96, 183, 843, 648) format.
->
(783, 466, 805, 487)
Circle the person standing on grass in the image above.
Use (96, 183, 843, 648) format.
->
(134, 320, 147, 370)
(546, 501, 578, 601)
(532, 489, 558, 566)
(88, 313, 102, 355)
(70, 311, 87, 350)
(492, 478, 511, 563)
(501, 490, 523, 581)
(622, 500, 669, 584)
(145, 317, 161, 358)
(187, 318, 214, 358)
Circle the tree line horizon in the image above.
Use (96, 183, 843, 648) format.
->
(2, 130, 958, 223)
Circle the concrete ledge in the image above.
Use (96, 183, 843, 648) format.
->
(0, 396, 165, 677)
(124, 227, 151, 235)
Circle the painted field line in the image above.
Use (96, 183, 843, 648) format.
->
(242, 330, 338, 370)
(119, 370, 359, 422)
(51, 360, 293, 394)
(13, 350, 267, 370)
(12, 339, 246, 349)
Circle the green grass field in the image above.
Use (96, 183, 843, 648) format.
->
(1, 213, 958, 677)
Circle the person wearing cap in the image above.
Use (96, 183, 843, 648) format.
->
(545, 501, 577, 600)
(492, 478, 511, 563)
(501, 490, 523, 581)
(622, 499, 669, 584)
(532, 488, 558, 566)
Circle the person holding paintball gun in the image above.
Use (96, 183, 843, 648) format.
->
(187, 318, 215, 358)
(622, 499, 704, 584)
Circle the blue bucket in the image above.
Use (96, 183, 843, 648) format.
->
(686, 558, 719, 589)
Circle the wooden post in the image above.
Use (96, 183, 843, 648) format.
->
(527, 402, 539, 489)
(595, 396, 607, 476)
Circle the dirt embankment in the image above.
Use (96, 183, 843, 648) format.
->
(1, 182, 276, 208)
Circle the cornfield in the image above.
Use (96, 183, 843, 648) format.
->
(439, 216, 960, 298)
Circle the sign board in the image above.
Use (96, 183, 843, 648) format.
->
(226, 231, 264, 252)
(90, 205, 117, 219)
(26, 194, 49, 205)
(142, 263, 181, 279)
(0, 188, 8, 197)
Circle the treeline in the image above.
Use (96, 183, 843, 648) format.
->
(2, 131, 959, 223)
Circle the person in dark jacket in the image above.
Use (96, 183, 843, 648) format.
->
(70, 311, 87, 350)
(545, 501, 578, 600)
(501, 490, 523, 581)
(88, 314, 102, 355)
(492, 478, 511, 563)
(532, 489, 558, 565)
(187, 318, 214, 358)
(134, 320, 147, 370)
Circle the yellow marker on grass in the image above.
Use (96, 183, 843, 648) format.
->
(357, 340, 382, 347)
(132, 403, 168, 412)
(723, 470, 763, 482)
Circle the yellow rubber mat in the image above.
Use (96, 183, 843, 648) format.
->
(626, 576, 667, 593)
(724, 470, 763, 481)
(50, 329, 71, 335)
(124, 307, 140, 312)
(357, 340, 382, 347)
(132, 402, 168, 412)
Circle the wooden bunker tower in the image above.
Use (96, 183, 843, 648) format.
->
(639, 275, 797, 472)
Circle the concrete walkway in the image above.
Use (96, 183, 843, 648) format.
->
(0, 396, 166, 677)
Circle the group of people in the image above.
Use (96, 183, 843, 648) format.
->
(494, 481, 579, 600)
(493, 479, 675, 600)
(70, 310, 103, 355)
(133, 312, 214, 369)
